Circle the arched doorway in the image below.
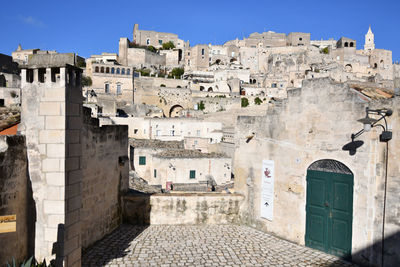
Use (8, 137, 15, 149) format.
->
(305, 159, 353, 258)
(169, 105, 183, 117)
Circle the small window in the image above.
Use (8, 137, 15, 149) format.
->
(121, 68, 125, 75)
(117, 84, 121, 95)
(0, 99, 4, 107)
(139, 156, 146, 165)
(95, 66, 99, 73)
(190, 170, 196, 179)
(106, 67, 110, 73)
(134, 129, 138, 134)
(159, 40, 162, 45)
(154, 169, 157, 178)
(299, 37, 303, 41)
(116, 68, 120, 74)
(201, 48, 205, 56)
(146, 39, 150, 45)
(127, 69, 130, 75)
(196, 130, 200, 136)
(111, 67, 115, 74)
(105, 83, 110, 93)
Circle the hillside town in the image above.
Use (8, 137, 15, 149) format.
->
(1, 23, 400, 266)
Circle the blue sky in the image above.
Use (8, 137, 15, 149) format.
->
(1, 0, 399, 61)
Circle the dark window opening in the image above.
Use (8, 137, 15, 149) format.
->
(0, 75, 6, 87)
(127, 69, 130, 75)
(208, 87, 213, 92)
(200, 86, 205, 91)
(26, 69, 34, 83)
(106, 67, 110, 73)
(190, 170, 196, 179)
(38, 68, 46, 83)
(121, 68, 125, 75)
(95, 66, 99, 73)
(344, 42, 349, 47)
(350, 42, 354, 47)
(111, 67, 115, 74)
(100, 67, 104, 73)
(0, 99, 4, 107)
(116, 68, 120, 74)
(51, 68, 60, 82)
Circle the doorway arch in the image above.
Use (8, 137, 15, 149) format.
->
(169, 105, 183, 117)
(305, 159, 353, 258)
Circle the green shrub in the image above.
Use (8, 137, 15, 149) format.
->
(170, 67, 184, 79)
(81, 76, 92, 87)
(241, 97, 249, 107)
(254, 97, 262, 105)
(162, 41, 175, 50)
(139, 69, 150, 77)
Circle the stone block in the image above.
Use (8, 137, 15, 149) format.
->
(39, 102, 61, 116)
(39, 130, 64, 144)
(47, 214, 65, 226)
(66, 183, 81, 199)
(46, 172, 65, 186)
(42, 158, 60, 172)
(67, 170, 82, 185)
(47, 144, 65, 158)
(65, 221, 81, 240)
(44, 200, 64, 215)
(44, 227, 58, 242)
(66, 157, 80, 171)
(67, 195, 82, 212)
(43, 87, 65, 102)
(46, 116, 65, 130)
(64, 235, 79, 255)
(66, 247, 81, 267)
(46, 185, 65, 200)
(66, 130, 80, 144)
(65, 209, 80, 227)
(68, 144, 82, 157)
(67, 116, 82, 130)
(66, 103, 80, 116)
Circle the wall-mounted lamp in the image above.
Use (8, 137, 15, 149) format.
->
(343, 107, 393, 155)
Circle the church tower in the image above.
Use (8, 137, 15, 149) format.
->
(364, 25, 375, 51)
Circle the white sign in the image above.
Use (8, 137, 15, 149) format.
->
(260, 160, 274, 221)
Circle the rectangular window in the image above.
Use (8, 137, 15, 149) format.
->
(139, 156, 146, 165)
(201, 48, 205, 56)
(117, 84, 121, 95)
(159, 40, 162, 45)
(105, 83, 110, 93)
(190, 170, 196, 179)
(156, 130, 161, 136)
(196, 130, 201, 136)
(154, 169, 157, 178)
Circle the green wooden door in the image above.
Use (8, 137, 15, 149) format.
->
(305, 169, 353, 258)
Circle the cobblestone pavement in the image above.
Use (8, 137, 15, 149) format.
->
(82, 224, 357, 267)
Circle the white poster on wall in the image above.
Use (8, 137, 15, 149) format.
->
(260, 160, 275, 221)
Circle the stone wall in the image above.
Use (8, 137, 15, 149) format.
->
(233, 77, 400, 266)
(81, 108, 129, 249)
(192, 96, 240, 113)
(123, 193, 244, 225)
(0, 135, 35, 266)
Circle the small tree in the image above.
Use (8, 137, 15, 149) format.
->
(147, 45, 156, 53)
(254, 97, 262, 105)
(82, 76, 92, 87)
(162, 41, 175, 50)
(170, 67, 184, 79)
(241, 97, 249, 108)
(320, 47, 329, 54)
(198, 101, 205, 111)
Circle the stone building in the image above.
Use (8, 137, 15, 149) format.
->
(130, 138, 232, 190)
(185, 44, 210, 71)
(233, 77, 399, 266)
(0, 53, 20, 107)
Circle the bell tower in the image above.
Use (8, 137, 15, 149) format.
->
(364, 25, 375, 51)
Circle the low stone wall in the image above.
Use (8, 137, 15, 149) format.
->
(123, 192, 244, 225)
(0, 135, 35, 266)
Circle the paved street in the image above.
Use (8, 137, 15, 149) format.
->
(82, 224, 357, 266)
